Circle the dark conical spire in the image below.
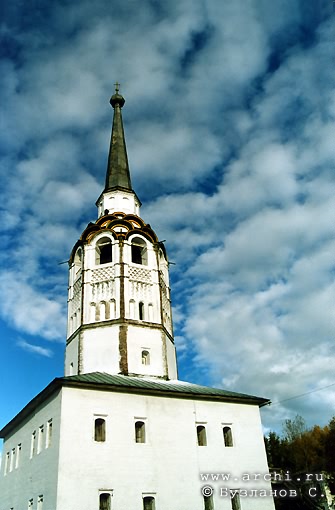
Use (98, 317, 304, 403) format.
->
(105, 83, 132, 192)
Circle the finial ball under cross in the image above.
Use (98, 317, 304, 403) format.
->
(110, 82, 125, 108)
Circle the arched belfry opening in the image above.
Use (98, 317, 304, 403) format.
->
(96, 237, 113, 265)
(131, 237, 147, 265)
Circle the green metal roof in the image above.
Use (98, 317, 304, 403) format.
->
(0, 372, 270, 438)
(61, 372, 270, 405)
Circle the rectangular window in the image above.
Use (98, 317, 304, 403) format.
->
(37, 495, 43, 510)
(132, 244, 143, 264)
(223, 425, 233, 447)
(99, 493, 111, 510)
(141, 350, 150, 365)
(30, 431, 36, 458)
(231, 491, 241, 510)
(197, 425, 207, 446)
(135, 421, 146, 443)
(143, 496, 155, 510)
(37, 425, 44, 454)
(4, 451, 10, 475)
(9, 448, 15, 472)
(16, 443, 22, 469)
(94, 418, 106, 442)
(204, 494, 214, 510)
(46, 420, 53, 448)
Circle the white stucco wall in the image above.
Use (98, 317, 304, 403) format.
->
(65, 323, 177, 378)
(165, 336, 178, 379)
(0, 391, 61, 510)
(80, 326, 120, 374)
(64, 335, 79, 375)
(0, 385, 275, 510)
(97, 189, 140, 217)
(55, 386, 275, 510)
(127, 325, 167, 377)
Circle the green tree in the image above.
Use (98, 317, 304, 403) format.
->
(265, 431, 290, 469)
(282, 415, 306, 442)
(265, 415, 331, 473)
(325, 417, 335, 473)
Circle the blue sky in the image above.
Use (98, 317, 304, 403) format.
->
(0, 0, 333, 439)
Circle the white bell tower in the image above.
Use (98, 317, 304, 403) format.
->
(65, 86, 177, 379)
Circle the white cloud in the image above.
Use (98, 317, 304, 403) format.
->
(17, 339, 53, 358)
(0, 272, 66, 341)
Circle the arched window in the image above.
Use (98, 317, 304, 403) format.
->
(122, 197, 130, 211)
(74, 248, 82, 272)
(197, 425, 207, 446)
(96, 237, 113, 265)
(148, 303, 153, 322)
(100, 301, 106, 321)
(139, 302, 145, 320)
(131, 237, 147, 265)
(110, 299, 116, 319)
(129, 299, 135, 319)
(95, 304, 100, 322)
(135, 421, 146, 443)
(142, 350, 150, 365)
(223, 426, 233, 447)
(143, 496, 155, 510)
(94, 418, 106, 442)
(99, 493, 111, 510)
(90, 302, 96, 322)
(73, 312, 77, 330)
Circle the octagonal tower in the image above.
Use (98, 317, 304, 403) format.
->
(65, 87, 177, 379)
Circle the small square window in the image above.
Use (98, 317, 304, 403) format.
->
(141, 350, 150, 365)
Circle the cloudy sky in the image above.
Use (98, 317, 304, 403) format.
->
(0, 0, 333, 436)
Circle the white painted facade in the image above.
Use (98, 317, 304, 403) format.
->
(0, 391, 61, 509)
(0, 383, 275, 510)
(0, 90, 275, 510)
(96, 188, 141, 217)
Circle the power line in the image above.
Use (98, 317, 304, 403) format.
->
(265, 382, 335, 407)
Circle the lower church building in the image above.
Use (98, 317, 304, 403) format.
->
(0, 87, 275, 510)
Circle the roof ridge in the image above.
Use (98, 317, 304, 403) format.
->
(62, 371, 269, 403)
